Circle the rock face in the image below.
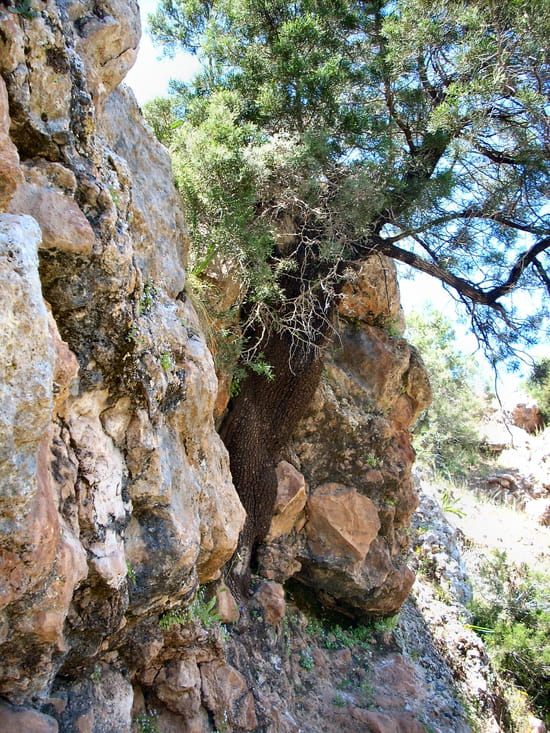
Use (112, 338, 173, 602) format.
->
(0, 0, 433, 730)
(0, 0, 244, 725)
(259, 258, 431, 616)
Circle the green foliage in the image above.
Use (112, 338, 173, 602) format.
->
(159, 588, 226, 637)
(160, 351, 174, 371)
(134, 711, 159, 733)
(365, 454, 381, 469)
(305, 616, 374, 650)
(158, 588, 224, 632)
(142, 96, 183, 147)
(126, 561, 137, 587)
(146, 0, 550, 365)
(407, 307, 485, 476)
(440, 490, 466, 518)
(526, 357, 550, 424)
(139, 279, 158, 315)
(9, 0, 38, 19)
(190, 590, 223, 629)
(468, 551, 550, 724)
(299, 646, 315, 671)
(158, 608, 188, 629)
(230, 354, 275, 396)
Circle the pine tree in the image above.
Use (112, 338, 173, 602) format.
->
(146, 0, 550, 590)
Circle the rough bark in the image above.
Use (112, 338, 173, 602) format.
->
(220, 329, 326, 592)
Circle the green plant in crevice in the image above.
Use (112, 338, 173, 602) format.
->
(372, 614, 399, 632)
(159, 589, 226, 637)
(305, 616, 373, 651)
(133, 711, 160, 733)
(9, 0, 38, 19)
(299, 646, 315, 671)
(158, 607, 188, 630)
(139, 279, 158, 315)
(365, 454, 382, 468)
(160, 351, 174, 372)
(126, 561, 137, 587)
(92, 664, 101, 684)
(190, 589, 223, 629)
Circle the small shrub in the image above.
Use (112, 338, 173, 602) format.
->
(160, 351, 174, 371)
(299, 647, 315, 671)
(126, 561, 137, 587)
(158, 608, 189, 629)
(468, 551, 550, 724)
(139, 279, 158, 315)
(134, 711, 160, 733)
(191, 590, 222, 629)
(365, 454, 381, 468)
(9, 0, 38, 18)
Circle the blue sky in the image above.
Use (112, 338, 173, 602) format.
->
(125, 2, 540, 394)
(125, 0, 198, 105)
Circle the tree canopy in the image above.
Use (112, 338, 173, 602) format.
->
(407, 307, 485, 476)
(148, 0, 550, 364)
(146, 0, 550, 588)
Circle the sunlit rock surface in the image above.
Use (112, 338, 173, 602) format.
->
(0, 0, 458, 730)
(0, 0, 243, 725)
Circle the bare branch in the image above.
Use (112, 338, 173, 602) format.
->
(487, 237, 550, 300)
(533, 257, 550, 296)
(384, 207, 549, 244)
(373, 235, 550, 312)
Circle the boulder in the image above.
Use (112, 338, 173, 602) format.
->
(255, 581, 286, 626)
(200, 661, 258, 731)
(154, 658, 202, 717)
(266, 460, 307, 540)
(306, 483, 381, 564)
(0, 702, 58, 733)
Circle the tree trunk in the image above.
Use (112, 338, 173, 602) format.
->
(219, 329, 326, 594)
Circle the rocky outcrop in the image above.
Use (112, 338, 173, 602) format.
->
(0, 0, 434, 729)
(258, 258, 431, 617)
(0, 0, 244, 725)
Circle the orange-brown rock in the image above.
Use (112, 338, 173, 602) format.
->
(215, 582, 240, 624)
(0, 77, 23, 211)
(200, 660, 258, 730)
(266, 460, 307, 540)
(339, 256, 405, 333)
(154, 658, 202, 716)
(9, 184, 96, 254)
(74, 0, 140, 106)
(343, 708, 427, 733)
(292, 280, 430, 616)
(47, 309, 79, 418)
(0, 702, 58, 732)
(512, 401, 544, 434)
(255, 581, 286, 625)
(306, 483, 381, 563)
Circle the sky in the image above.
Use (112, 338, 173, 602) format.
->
(125, 0, 199, 105)
(125, 1, 541, 397)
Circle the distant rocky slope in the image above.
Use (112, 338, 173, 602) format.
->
(0, 1, 446, 731)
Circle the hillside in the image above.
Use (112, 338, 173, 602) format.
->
(0, 2, 548, 732)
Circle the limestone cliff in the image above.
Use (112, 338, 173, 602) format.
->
(0, 1, 434, 731)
